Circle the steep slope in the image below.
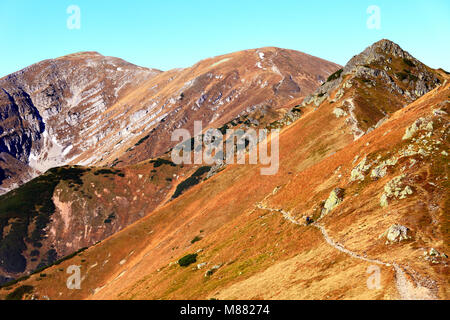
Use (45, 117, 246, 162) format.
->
(0, 101, 290, 284)
(302, 39, 444, 139)
(2, 40, 447, 300)
(0, 48, 339, 283)
(0, 48, 340, 194)
(0, 52, 160, 193)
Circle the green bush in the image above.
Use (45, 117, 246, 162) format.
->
(191, 236, 202, 244)
(171, 166, 211, 199)
(5, 285, 34, 300)
(326, 69, 343, 82)
(178, 253, 198, 267)
(94, 169, 121, 176)
(104, 213, 116, 224)
(135, 135, 150, 147)
(395, 72, 408, 81)
(395, 72, 418, 82)
(402, 58, 415, 67)
(149, 158, 176, 168)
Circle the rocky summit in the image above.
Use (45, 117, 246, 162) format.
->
(0, 40, 448, 301)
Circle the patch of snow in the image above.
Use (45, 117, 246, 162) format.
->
(62, 145, 73, 156)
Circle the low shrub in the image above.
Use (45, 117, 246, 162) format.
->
(104, 213, 116, 224)
(171, 166, 211, 199)
(402, 58, 415, 67)
(191, 236, 202, 244)
(5, 285, 34, 300)
(327, 69, 343, 82)
(135, 135, 150, 147)
(178, 253, 198, 267)
(149, 158, 176, 168)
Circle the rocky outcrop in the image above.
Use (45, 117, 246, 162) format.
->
(423, 248, 447, 264)
(350, 157, 371, 182)
(302, 39, 443, 142)
(402, 117, 434, 140)
(381, 224, 411, 243)
(370, 157, 398, 180)
(321, 188, 345, 217)
(380, 174, 413, 207)
(0, 88, 45, 162)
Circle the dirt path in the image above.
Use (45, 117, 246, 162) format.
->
(255, 201, 437, 300)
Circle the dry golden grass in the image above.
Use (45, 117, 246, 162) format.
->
(2, 80, 448, 301)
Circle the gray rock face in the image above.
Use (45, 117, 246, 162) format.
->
(0, 52, 160, 193)
(370, 157, 398, 180)
(0, 88, 45, 162)
(350, 157, 371, 182)
(343, 40, 414, 73)
(302, 39, 442, 143)
(380, 174, 413, 207)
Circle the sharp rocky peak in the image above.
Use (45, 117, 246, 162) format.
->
(344, 39, 414, 72)
(302, 39, 442, 108)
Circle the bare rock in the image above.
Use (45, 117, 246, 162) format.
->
(382, 224, 411, 243)
(321, 188, 345, 216)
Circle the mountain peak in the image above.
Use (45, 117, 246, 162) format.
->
(344, 39, 414, 73)
(302, 39, 444, 140)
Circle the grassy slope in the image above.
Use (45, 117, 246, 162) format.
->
(1, 81, 448, 301)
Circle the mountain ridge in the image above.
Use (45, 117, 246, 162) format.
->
(0, 46, 340, 194)
(0, 39, 447, 300)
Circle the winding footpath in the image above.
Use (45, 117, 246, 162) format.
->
(255, 202, 437, 300)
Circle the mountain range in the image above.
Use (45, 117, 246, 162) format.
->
(0, 39, 448, 300)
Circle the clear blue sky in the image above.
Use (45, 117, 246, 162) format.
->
(0, 0, 449, 77)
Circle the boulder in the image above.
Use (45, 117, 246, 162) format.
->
(370, 157, 398, 180)
(321, 188, 345, 216)
(350, 157, 371, 182)
(197, 262, 207, 270)
(380, 174, 413, 207)
(333, 107, 347, 118)
(383, 224, 411, 242)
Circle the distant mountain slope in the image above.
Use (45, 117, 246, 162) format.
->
(0, 52, 160, 193)
(0, 48, 340, 194)
(0, 47, 340, 282)
(2, 40, 447, 300)
(112, 47, 341, 166)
